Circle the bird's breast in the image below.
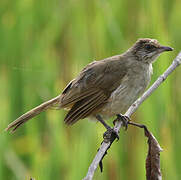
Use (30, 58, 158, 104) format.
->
(100, 64, 152, 119)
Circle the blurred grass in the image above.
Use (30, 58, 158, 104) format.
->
(0, 0, 181, 179)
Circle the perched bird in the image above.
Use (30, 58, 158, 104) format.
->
(6, 38, 173, 135)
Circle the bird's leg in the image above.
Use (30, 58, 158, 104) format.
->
(95, 114, 111, 129)
(95, 115, 119, 142)
(114, 114, 130, 130)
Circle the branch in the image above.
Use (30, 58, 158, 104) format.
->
(83, 52, 181, 180)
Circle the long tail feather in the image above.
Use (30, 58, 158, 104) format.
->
(6, 95, 61, 133)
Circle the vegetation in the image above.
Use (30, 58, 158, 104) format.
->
(0, 0, 181, 179)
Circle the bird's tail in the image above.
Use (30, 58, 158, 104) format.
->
(6, 95, 61, 133)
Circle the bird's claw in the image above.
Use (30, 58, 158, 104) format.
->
(115, 114, 130, 130)
(103, 127, 119, 143)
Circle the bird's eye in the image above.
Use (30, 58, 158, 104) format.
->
(145, 44, 155, 51)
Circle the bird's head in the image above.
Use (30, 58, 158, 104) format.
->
(129, 38, 173, 63)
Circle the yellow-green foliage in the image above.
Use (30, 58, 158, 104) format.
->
(0, 0, 181, 179)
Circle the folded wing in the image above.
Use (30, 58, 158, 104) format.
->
(60, 56, 127, 125)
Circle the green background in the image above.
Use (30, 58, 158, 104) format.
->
(0, 0, 181, 179)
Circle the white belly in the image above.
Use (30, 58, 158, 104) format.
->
(100, 84, 144, 118)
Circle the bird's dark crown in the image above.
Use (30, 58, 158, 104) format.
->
(134, 38, 161, 51)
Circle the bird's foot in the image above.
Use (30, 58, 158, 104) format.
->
(103, 127, 119, 143)
(95, 114, 119, 143)
(113, 114, 130, 130)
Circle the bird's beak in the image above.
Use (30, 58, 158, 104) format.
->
(159, 46, 174, 52)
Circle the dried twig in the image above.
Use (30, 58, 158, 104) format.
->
(83, 52, 181, 180)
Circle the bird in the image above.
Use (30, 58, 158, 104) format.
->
(6, 38, 173, 135)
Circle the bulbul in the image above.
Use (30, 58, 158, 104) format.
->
(6, 38, 173, 133)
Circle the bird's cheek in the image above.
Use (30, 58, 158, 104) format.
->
(151, 53, 161, 63)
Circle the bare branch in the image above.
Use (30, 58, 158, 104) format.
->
(83, 52, 181, 180)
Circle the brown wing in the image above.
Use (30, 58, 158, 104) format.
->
(60, 55, 127, 125)
(60, 85, 101, 108)
(64, 89, 108, 125)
